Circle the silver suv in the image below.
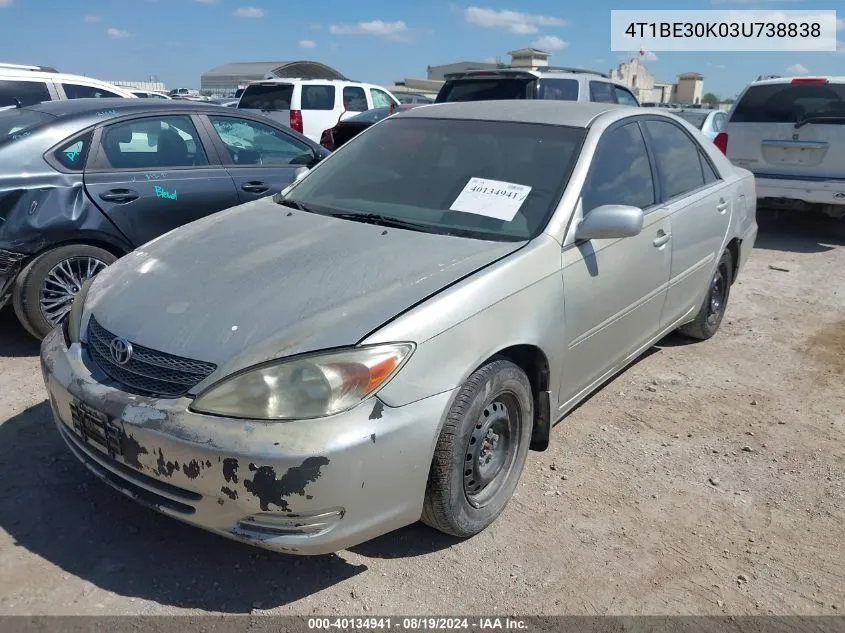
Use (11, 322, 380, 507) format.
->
(435, 67, 640, 106)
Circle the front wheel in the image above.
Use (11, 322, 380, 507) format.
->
(12, 244, 116, 340)
(422, 359, 533, 538)
(678, 249, 733, 341)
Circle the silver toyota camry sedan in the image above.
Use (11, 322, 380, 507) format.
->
(40, 100, 758, 555)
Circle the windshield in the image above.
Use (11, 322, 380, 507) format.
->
(285, 116, 585, 241)
(437, 77, 534, 102)
(672, 111, 709, 129)
(0, 109, 54, 144)
(732, 82, 845, 123)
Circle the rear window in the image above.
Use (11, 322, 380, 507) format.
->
(301, 85, 336, 111)
(732, 82, 845, 123)
(538, 79, 578, 101)
(238, 83, 293, 110)
(0, 109, 54, 144)
(0, 80, 51, 108)
(437, 77, 533, 102)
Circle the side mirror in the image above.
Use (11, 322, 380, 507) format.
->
(575, 204, 644, 241)
(293, 166, 310, 182)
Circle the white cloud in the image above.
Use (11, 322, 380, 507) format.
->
(464, 7, 566, 35)
(532, 35, 568, 51)
(0, 0, 12, 7)
(834, 40, 845, 54)
(641, 51, 658, 61)
(594, 58, 605, 64)
(234, 7, 264, 18)
(837, 18, 845, 31)
(299, 39, 316, 49)
(310, 24, 322, 30)
(107, 28, 131, 39)
(329, 20, 408, 39)
(84, 15, 101, 23)
(786, 63, 809, 75)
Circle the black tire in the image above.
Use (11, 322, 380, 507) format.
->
(12, 244, 117, 340)
(422, 359, 533, 538)
(678, 249, 733, 341)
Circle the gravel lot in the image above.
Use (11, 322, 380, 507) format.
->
(0, 211, 842, 616)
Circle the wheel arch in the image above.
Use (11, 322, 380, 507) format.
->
(726, 237, 741, 284)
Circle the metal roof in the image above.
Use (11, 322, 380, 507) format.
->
(202, 61, 346, 80)
(397, 100, 628, 128)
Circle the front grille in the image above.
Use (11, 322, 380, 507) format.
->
(86, 316, 217, 398)
(0, 249, 25, 275)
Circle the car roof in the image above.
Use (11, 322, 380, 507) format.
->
(749, 76, 845, 86)
(397, 100, 632, 128)
(25, 97, 229, 117)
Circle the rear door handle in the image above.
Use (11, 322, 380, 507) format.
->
(653, 232, 671, 247)
(99, 189, 139, 203)
(717, 200, 729, 214)
(241, 181, 269, 194)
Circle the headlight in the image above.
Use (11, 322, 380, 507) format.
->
(190, 343, 414, 420)
(65, 277, 94, 344)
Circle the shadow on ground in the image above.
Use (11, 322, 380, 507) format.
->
(0, 401, 456, 612)
(754, 209, 845, 254)
(0, 309, 39, 359)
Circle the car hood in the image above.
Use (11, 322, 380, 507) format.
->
(85, 197, 525, 380)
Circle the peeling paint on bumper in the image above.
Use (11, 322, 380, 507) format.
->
(40, 328, 455, 555)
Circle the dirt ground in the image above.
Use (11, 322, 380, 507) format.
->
(0, 210, 842, 616)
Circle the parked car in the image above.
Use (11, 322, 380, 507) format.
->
(130, 90, 171, 100)
(0, 98, 329, 338)
(720, 75, 845, 219)
(670, 108, 728, 141)
(0, 63, 136, 108)
(435, 67, 640, 106)
(391, 91, 435, 105)
(236, 78, 401, 142)
(208, 98, 239, 108)
(319, 104, 419, 150)
(40, 100, 757, 555)
(641, 102, 679, 109)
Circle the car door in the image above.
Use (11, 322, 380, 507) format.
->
(559, 120, 671, 403)
(642, 118, 732, 327)
(83, 113, 239, 247)
(202, 114, 322, 202)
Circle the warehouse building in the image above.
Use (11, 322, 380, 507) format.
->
(200, 61, 347, 95)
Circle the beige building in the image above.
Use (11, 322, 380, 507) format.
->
(674, 72, 704, 105)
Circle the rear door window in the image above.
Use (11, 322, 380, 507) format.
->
(301, 85, 336, 111)
(342, 86, 368, 112)
(731, 82, 845, 123)
(644, 120, 706, 199)
(538, 79, 578, 101)
(238, 83, 293, 111)
(0, 80, 51, 108)
(61, 83, 124, 99)
(99, 115, 209, 169)
(437, 77, 534, 102)
(589, 81, 616, 103)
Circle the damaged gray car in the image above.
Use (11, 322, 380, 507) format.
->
(40, 101, 758, 554)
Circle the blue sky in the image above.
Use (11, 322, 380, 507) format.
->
(0, 0, 842, 99)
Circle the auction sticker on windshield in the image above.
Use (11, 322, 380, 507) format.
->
(450, 177, 532, 222)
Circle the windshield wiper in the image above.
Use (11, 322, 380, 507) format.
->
(794, 115, 845, 129)
(273, 195, 315, 213)
(326, 211, 435, 233)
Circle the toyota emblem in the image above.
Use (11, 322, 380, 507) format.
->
(109, 337, 133, 365)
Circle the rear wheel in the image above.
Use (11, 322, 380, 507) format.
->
(678, 249, 733, 341)
(12, 244, 116, 340)
(422, 359, 533, 538)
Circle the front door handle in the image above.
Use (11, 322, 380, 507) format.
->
(99, 189, 139, 203)
(241, 181, 269, 194)
(716, 199, 729, 214)
(653, 231, 671, 248)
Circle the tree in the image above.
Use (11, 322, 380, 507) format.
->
(701, 92, 720, 106)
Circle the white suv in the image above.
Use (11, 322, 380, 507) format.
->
(0, 63, 136, 108)
(236, 78, 401, 142)
(720, 76, 845, 219)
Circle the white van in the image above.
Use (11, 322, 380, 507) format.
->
(720, 76, 845, 218)
(236, 78, 401, 142)
(0, 63, 136, 108)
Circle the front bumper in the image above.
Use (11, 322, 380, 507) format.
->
(39, 327, 455, 555)
(755, 176, 845, 208)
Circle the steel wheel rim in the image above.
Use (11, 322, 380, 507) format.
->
(39, 256, 108, 326)
(706, 266, 727, 327)
(463, 392, 521, 508)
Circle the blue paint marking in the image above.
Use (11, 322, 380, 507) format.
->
(145, 172, 167, 181)
(95, 109, 119, 118)
(154, 185, 177, 200)
(64, 150, 80, 162)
